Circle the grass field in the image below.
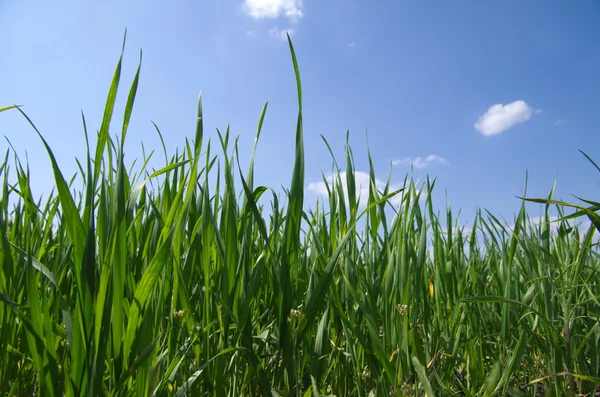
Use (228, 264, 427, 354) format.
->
(1, 35, 599, 396)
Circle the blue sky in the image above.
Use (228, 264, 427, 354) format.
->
(2, 0, 600, 228)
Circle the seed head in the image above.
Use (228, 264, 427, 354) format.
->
(396, 304, 408, 316)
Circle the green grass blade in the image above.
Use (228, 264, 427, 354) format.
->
(411, 356, 435, 397)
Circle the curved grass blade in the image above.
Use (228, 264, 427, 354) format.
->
(411, 356, 435, 397)
(0, 104, 22, 113)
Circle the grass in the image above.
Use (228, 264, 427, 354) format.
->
(1, 34, 600, 396)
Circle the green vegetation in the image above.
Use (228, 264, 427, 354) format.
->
(1, 35, 599, 396)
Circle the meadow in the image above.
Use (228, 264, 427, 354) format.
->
(1, 36, 599, 396)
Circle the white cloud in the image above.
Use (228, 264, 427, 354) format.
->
(474, 100, 535, 136)
(243, 0, 303, 21)
(440, 224, 473, 236)
(307, 171, 407, 208)
(525, 216, 560, 234)
(508, 215, 594, 237)
(348, 42, 356, 48)
(246, 29, 257, 37)
(554, 119, 567, 126)
(392, 154, 448, 169)
(268, 26, 295, 41)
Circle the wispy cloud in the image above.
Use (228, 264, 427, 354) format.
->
(246, 29, 257, 37)
(524, 216, 560, 233)
(348, 42, 356, 48)
(307, 171, 407, 207)
(474, 100, 536, 136)
(242, 0, 303, 21)
(392, 154, 448, 169)
(268, 26, 294, 41)
(506, 215, 594, 237)
(554, 119, 567, 126)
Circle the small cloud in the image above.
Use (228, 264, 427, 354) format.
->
(535, 109, 544, 115)
(440, 224, 473, 236)
(243, 0, 303, 22)
(246, 29, 257, 37)
(268, 26, 294, 41)
(508, 215, 594, 237)
(348, 42, 356, 48)
(474, 100, 536, 136)
(392, 154, 448, 169)
(307, 171, 407, 207)
(554, 119, 567, 126)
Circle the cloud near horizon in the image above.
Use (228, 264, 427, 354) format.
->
(307, 171, 407, 207)
(506, 215, 594, 237)
(242, 0, 303, 21)
(392, 154, 448, 169)
(474, 100, 535, 136)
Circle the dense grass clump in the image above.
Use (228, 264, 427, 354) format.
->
(1, 36, 600, 396)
